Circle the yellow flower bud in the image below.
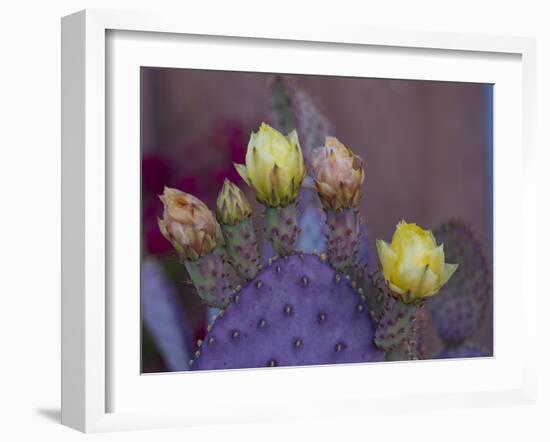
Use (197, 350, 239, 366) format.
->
(216, 179, 252, 225)
(311, 137, 365, 210)
(376, 221, 458, 302)
(158, 187, 223, 261)
(234, 122, 305, 207)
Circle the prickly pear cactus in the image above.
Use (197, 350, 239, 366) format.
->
(152, 96, 480, 369)
(191, 253, 384, 370)
(428, 221, 491, 348)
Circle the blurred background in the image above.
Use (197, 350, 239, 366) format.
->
(140, 68, 493, 373)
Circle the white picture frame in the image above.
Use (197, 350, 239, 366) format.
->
(61, 9, 537, 433)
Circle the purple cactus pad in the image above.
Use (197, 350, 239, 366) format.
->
(191, 253, 384, 370)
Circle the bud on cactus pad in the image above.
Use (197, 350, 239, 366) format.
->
(216, 179, 252, 225)
(311, 137, 364, 211)
(234, 122, 306, 208)
(158, 187, 231, 308)
(190, 253, 384, 370)
(158, 187, 224, 261)
(310, 138, 365, 271)
(216, 180, 260, 280)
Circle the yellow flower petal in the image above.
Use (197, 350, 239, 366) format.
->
(416, 267, 439, 297)
(286, 129, 301, 150)
(234, 163, 249, 184)
(394, 262, 426, 295)
(376, 239, 397, 279)
(376, 220, 459, 302)
(388, 282, 406, 295)
(253, 146, 276, 197)
(428, 244, 445, 278)
(441, 263, 459, 286)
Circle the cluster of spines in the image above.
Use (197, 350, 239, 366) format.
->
(324, 207, 362, 272)
(264, 205, 301, 257)
(369, 271, 424, 360)
(221, 220, 260, 281)
(183, 246, 233, 308)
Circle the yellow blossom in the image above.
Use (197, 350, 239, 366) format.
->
(234, 122, 305, 207)
(376, 221, 458, 302)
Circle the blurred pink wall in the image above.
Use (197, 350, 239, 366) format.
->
(141, 69, 491, 257)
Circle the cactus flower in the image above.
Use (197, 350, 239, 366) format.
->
(216, 179, 252, 225)
(158, 187, 223, 261)
(376, 221, 458, 302)
(311, 136, 365, 210)
(234, 122, 305, 207)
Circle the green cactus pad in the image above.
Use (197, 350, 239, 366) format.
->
(325, 208, 361, 272)
(370, 271, 424, 360)
(184, 246, 233, 308)
(221, 218, 260, 281)
(265, 203, 300, 256)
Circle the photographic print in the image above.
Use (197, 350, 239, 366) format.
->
(140, 68, 493, 373)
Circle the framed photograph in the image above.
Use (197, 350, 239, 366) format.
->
(61, 9, 537, 432)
